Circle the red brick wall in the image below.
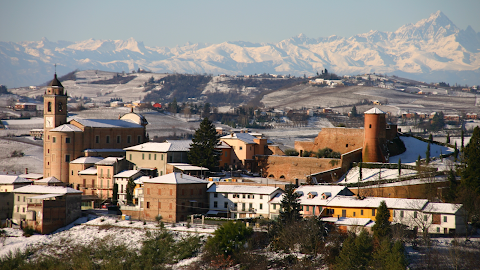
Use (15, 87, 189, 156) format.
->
(295, 128, 364, 154)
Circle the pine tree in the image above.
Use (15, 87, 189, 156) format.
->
(372, 201, 391, 240)
(188, 117, 220, 171)
(446, 132, 450, 144)
(279, 184, 302, 225)
(351, 105, 358, 117)
(112, 183, 118, 205)
(426, 142, 431, 164)
(335, 230, 373, 270)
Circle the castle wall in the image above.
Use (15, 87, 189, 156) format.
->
(295, 128, 364, 155)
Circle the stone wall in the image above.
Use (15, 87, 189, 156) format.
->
(295, 128, 364, 154)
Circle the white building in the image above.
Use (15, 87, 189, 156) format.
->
(422, 203, 466, 235)
(114, 170, 143, 205)
(207, 184, 283, 218)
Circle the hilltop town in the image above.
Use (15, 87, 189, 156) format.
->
(0, 71, 479, 269)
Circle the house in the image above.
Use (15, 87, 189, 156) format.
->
(12, 185, 82, 234)
(324, 196, 428, 221)
(269, 185, 354, 219)
(113, 170, 143, 205)
(14, 103, 37, 111)
(140, 172, 209, 222)
(166, 163, 209, 177)
(421, 203, 466, 235)
(0, 175, 32, 192)
(34, 176, 65, 186)
(124, 140, 192, 176)
(207, 184, 283, 219)
(219, 132, 271, 170)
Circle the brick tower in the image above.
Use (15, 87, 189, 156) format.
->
(362, 107, 387, 163)
(43, 73, 68, 180)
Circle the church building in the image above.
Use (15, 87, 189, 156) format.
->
(43, 74, 149, 184)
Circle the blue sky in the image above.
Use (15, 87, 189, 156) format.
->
(1, 0, 479, 47)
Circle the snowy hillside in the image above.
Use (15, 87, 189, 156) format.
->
(1, 11, 479, 87)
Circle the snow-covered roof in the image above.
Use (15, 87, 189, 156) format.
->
(78, 167, 97, 175)
(95, 157, 124, 165)
(13, 185, 82, 194)
(166, 140, 192, 151)
(134, 176, 151, 185)
(269, 192, 284, 204)
(35, 176, 62, 183)
(423, 202, 462, 214)
(50, 124, 83, 132)
(207, 184, 281, 195)
(296, 185, 353, 206)
(29, 193, 63, 200)
(19, 173, 43, 180)
(72, 118, 143, 128)
(364, 107, 385, 114)
(70, 156, 104, 164)
(326, 196, 428, 210)
(84, 149, 126, 153)
(143, 172, 208, 185)
(216, 141, 231, 149)
(221, 133, 257, 144)
(114, 170, 141, 178)
(169, 163, 208, 171)
(334, 217, 373, 226)
(0, 175, 32, 184)
(124, 140, 192, 152)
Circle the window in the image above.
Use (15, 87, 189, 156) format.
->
(437, 227, 440, 233)
(240, 146, 243, 150)
(443, 216, 447, 223)
(65, 137, 70, 143)
(146, 202, 150, 209)
(127, 136, 131, 144)
(129, 154, 132, 160)
(414, 211, 418, 218)
(243, 194, 246, 199)
(353, 212, 356, 217)
(260, 195, 263, 199)
(259, 203, 263, 210)
(95, 136, 100, 144)
(361, 209, 364, 215)
(225, 151, 227, 157)
(306, 206, 309, 211)
(161, 154, 163, 160)
(342, 209, 347, 217)
(213, 193, 218, 198)
(65, 155, 70, 162)
(121, 185, 123, 193)
(106, 136, 110, 143)
(58, 102, 63, 112)
(249, 203, 253, 210)
(52, 137, 56, 143)
(224, 202, 228, 208)
(400, 211, 404, 218)
(369, 124, 372, 128)
(149, 153, 151, 160)
(71, 170, 74, 176)
(137, 136, 141, 144)
(273, 204, 276, 210)
(23, 196, 25, 202)
(242, 203, 245, 211)
(142, 153, 145, 160)
(252, 195, 254, 199)
(424, 215, 428, 221)
(47, 102, 52, 112)
(372, 209, 376, 216)
(117, 135, 121, 144)
(100, 169, 103, 177)
(154, 154, 156, 160)
(23, 207, 25, 213)
(213, 201, 218, 208)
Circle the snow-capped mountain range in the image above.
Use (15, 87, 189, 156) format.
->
(1, 11, 479, 88)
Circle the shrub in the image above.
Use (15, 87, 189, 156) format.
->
(22, 226, 35, 237)
(284, 149, 299, 156)
(10, 150, 24, 157)
(204, 221, 253, 257)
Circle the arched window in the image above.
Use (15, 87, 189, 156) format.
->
(48, 102, 52, 112)
(58, 102, 63, 112)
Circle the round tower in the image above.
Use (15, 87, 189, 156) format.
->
(362, 107, 387, 163)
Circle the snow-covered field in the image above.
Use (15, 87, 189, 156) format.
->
(0, 215, 216, 259)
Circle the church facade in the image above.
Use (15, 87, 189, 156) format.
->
(43, 74, 149, 184)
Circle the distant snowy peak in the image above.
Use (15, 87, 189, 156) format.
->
(394, 10, 460, 41)
(66, 37, 146, 54)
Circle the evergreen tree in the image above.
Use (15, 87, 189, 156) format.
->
(428, 133, 433, 142)
(335, 230, 373, 270)
(205, 221, 253, 257)
(398, 158, 402, 176)
(446, 169, 458, 202)
(461, 128, 465, 151)
(112, 183, 118, 205)
(188, 117, 220, 171)
(426, 142, 431, 164)
(279, 184, 302, 225)
(372, 201, 391, 240)
(446, 132, 450, 144)
(350, 105, 358, 117)
(462, 126, 480, 194)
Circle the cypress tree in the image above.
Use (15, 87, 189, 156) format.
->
(372, 201, 391, 240)
(461, 126, 480, 194)
(446, 132, 450, 144)
(279, 184, 302, 225)
(426, 142, 431, 164)
(188, 117, 220, 171)
(398, 158, 402, 176)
